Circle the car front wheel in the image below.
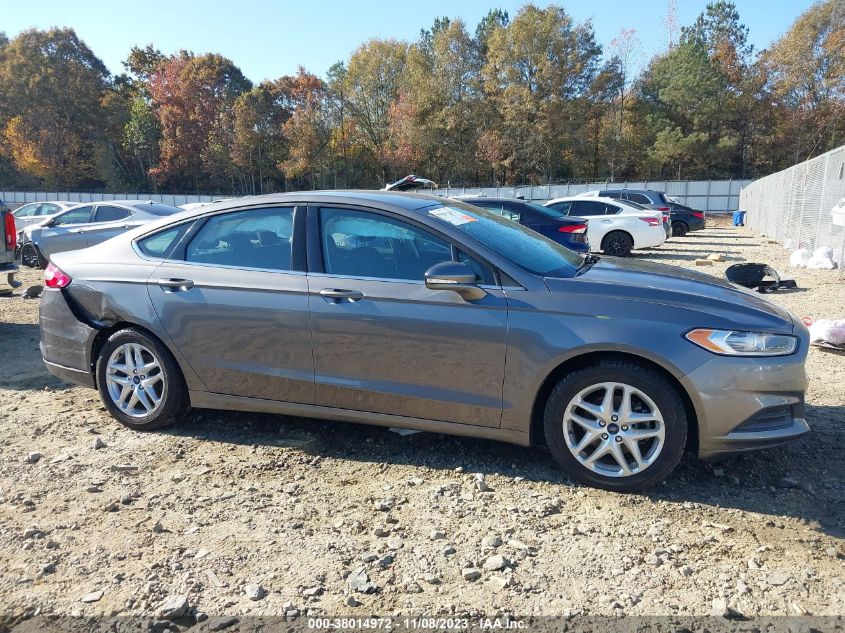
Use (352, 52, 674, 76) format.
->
(601, 231, 634, 257)
(543, 359, 687, 491)
(96, 328, 190, 430)
(21, 243, 45, 269)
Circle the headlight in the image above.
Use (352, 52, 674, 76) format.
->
(685, 328, 798, 356)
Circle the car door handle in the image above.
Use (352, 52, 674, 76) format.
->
(158, 278, 194, 291)
(319, 288, 364, 301)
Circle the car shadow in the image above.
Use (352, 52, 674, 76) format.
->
(164, 403, 844, 539)
(0, 321, 73, 391)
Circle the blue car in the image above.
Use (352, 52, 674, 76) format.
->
(458, 197, 590, 253)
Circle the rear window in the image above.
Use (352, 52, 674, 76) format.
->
(133, 203, 183, 216)
(426, 203, 582, 278)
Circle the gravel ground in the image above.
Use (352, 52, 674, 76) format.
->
(0, 222, 843, 628)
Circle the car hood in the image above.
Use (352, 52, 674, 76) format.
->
(544, 256, 796, 334)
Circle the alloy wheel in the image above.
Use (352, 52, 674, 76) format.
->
(562, 381, 665, 477)
(21, 244, 41, 268)
(105, 343, 164, 418)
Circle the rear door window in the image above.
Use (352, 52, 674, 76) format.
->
(624, 193, 652, 205)
(572, 200, 609, 216)
(93, 205, 131, 222)
(39, 203, 61, 215)
(137, 225, 190, 259)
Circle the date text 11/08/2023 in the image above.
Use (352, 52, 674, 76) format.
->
(307, 618, 526, 630)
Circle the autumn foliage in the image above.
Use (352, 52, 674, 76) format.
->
(0, 1, 844, 194)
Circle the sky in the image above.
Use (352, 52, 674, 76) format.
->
(3, 0, 816, 83)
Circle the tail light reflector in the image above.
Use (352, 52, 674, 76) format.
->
(3, 212, 15, 252)
(558, 223, 587, 234)
(640, 217, 661, 227)
(44, 262, 71, 288)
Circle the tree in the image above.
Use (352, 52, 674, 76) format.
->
(148, 52, 251, 191)
(0, 28, 112, 188)
(759, 0, 845, 165)
(278, 69, 329, 189)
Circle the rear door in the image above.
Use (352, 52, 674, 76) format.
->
(307, 205, 508, 427)
(147, 205, 315, 404)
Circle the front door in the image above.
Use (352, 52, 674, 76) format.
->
(307, 206, 508, 428)
(147, 206, 314, 404)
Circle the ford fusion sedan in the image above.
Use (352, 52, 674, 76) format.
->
(19, 200, 182, 268)
(543, 196, 666, 256)
(456, 196, 589, 253)
(39, 191, 809, 491)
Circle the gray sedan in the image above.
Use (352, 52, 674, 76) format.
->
(11, 201, 74, 232)
(38, 192, 809, 491)
(19, 200, 182, 268)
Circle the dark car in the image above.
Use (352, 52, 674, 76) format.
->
(40, 191, 809, 492)
(664, 202, 706, 236)
(457, 197, 589, 253)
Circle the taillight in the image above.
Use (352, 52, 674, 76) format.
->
(640, 217, 661, 227)
(3, 212, 14, 252)
(658, 207, 670, 212)
(44, 262, 71, 288)
(692, 211, 705, 219)
(558, 223, 587, 234)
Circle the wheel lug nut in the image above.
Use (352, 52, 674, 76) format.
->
(601, 433, 608, 440)
(615, 436, 622, 443)
(599, 421, 606, 427)
(621, 425, 628, 431)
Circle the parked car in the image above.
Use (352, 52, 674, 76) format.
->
(11, 201, 74, 232)
(19, 200, 183, 268)
(663, 202, 706, 236)
(456, 196, 589, 253)
(543, 196, 665, 256)
(579, 188, 704, 237)
(39, 191, 809, 491)
(0, 202, 20, 293)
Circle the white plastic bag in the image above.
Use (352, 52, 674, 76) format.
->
(809, 319, 845, 345)
(789, 248, 810, 268)
(806, 246, 836, 270)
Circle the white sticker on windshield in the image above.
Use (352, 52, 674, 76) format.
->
(429, 207, 478, 226)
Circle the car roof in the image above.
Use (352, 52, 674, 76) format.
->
(546, 196, 627, 205)
(162, 190, 446, 222)
(459, 197, 531, 204)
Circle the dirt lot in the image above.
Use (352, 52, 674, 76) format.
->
(0, 223, 843, 627)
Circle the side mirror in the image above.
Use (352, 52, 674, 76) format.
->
(424, 261, 486, 301)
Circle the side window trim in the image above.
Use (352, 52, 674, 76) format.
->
(306, 204, 501, 286)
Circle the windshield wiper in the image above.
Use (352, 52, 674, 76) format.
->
(575, 253, 601, 275)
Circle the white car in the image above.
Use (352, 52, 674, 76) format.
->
(11, 201, 74, 232)
(543, 196, 666, 257)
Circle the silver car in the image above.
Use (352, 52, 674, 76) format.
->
(19, 200, 182, 268)
(11, 201, 74, 232)
(39, 192, 810, 491)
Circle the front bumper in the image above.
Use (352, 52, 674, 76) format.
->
(39, 287, 98, 388)
(0, 263, 20, 294)
(681, 346, 810, 459)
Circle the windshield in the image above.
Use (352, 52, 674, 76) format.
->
(134, 203, 183, 216)
(428, 202, 582, 277)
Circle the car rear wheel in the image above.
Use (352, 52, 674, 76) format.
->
(21, 243, 46, 269)
(543, 359, 687, 491)
(672, 221, 689, 237)
(96, 328, 190, 431)
(601, 231, 633, 257)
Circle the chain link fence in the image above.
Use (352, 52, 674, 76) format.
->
(740, 145, 845, 269)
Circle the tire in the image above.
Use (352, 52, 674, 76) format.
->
(672, 221, 689, 237)
(95, 327, 190, 431)
(21, 243, 46, 269)
(601, 231, 634, 257)
(543, 359, 688, 492)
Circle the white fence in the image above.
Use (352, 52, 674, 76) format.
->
(431, 179, 753, 212)
(2, 178, 753, 213)
(740, 145, 845, 268)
